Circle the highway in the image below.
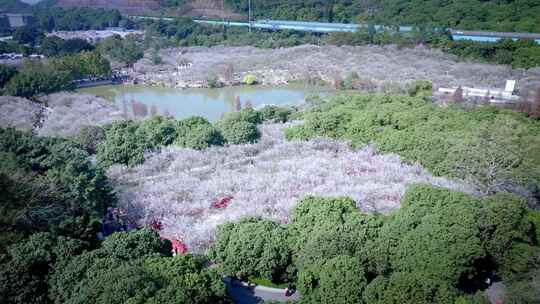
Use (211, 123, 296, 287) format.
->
(132, 16, 540, 44)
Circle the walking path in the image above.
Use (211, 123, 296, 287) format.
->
(224, 278, 300, 303)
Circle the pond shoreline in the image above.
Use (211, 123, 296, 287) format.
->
(78, 84, 331, 121)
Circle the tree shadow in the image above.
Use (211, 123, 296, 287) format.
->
(224, 279, 264, 304)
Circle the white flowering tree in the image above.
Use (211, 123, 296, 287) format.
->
(108, 123, 475, 252)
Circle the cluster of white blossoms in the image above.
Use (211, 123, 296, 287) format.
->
(107, 123, 475, 252)
(0, 96, 42, 131)
(38, 93, 124, 138)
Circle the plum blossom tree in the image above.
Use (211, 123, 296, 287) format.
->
(107, 123, 475, 252)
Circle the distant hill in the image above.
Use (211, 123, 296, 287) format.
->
(55, 0, 161, 15)
(0, 0, 31, 13)
(9, 0, 539, 33)
(54, 0, 242, 19)
(225, 0, 540, 33)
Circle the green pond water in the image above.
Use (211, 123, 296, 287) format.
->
(79, 84, 329, 121)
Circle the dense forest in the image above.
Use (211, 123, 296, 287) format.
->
(31, 7, 127, 31)
(1, 0, 539, 33)
(226, 0, 540, 32)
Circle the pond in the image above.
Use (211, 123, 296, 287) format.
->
(79, 84, 329, 121)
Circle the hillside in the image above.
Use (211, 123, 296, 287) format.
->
(55, 0, 242, 18)
(0, 0, 30, 13)
(226, 0, 540, 32)
(49, 0, 540, 33)
(55, 0, 161, 15)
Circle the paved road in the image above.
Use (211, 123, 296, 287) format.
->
(224, 278, 300, 304)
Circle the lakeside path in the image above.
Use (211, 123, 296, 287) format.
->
(224, 278, 300, 303)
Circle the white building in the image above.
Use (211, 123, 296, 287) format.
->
(438, 80, 519, 103)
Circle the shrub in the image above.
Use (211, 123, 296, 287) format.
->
(343, 71, 360, 90)
(242, 74, 257, 85)
(407, 80, 433, 97)
(5, 66, 73, 97)
(184, 124, 223, 149)
(363, 273, 460, 304)
(512, 46, 540, 69)
(259, 106, 292, 123)
(477, 194, 537, 277)
(76, 125, 105, 154)
(97, 120, 153, 167)
(207, 74, 220, 88)
(175, 116, 223, 149)
(221, 108, 263, 124)
(210, 219, 291, 281)
(50, 51, 111, 80)
(216, 117, 260, 145)
(298, 255, 367, 304)
(139, 115, 178, 146)
(528, 211, 540, 244)
(0, 64, 17, 88)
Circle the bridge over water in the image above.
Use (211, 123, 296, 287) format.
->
(133, 16, 540, 44)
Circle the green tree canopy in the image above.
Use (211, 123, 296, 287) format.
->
(49, 229, 229, 304)
(298, 255, 368, 304)
(0, 64, 17, 88)
(50, 51, 111, 80)
(216, 116, 260, 145)
(139, 115, 178, 147)
(210, 218, 291, 281)
(97, 120, 155, 167)
(174, 116, 224, 149)
(0, 128, 114, 246)
(0, 233, 87, 304)
(98, 35, 143, 66)
(4, 63, 73, 97)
